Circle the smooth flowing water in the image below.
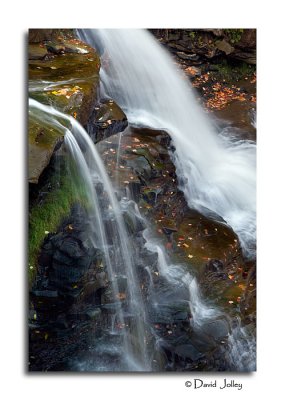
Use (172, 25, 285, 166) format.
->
(30, 29, 256, 371)
(78, 29, 256, 260)
(29, 98, 150, 371)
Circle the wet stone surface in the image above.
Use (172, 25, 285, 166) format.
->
(97, 125, 256, 324)
(28, 36, 101, 183)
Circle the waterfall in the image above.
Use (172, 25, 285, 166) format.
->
(78, 29, 256, 259)
(29, 98, 150, 371)
(29, 29, 256, 371)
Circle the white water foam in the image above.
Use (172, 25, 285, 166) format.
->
(78, 29, 256, 259)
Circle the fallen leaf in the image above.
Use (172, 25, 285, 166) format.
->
(116, 293, 126, 300)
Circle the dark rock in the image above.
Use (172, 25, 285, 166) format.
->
(230, 50, 256, 65)
(46, 42, 65, 54)
(189, 329, 216, 352)
(203, 29, 223, 37)
(86, 309, 102, 320)
(32, 290, 58, 298)
(123, 210, 146, 235)
(128, 181, 141, 202)
(202, 319, 229, 341)
(55, 237, 85, 259)
(206, 259, 224, 273)
(208, 64, 220, 71)
(162, 226, 178, 235)
(177, 52, 200, 61)
(174, 344, 203, 361)
(149, 300, 191, 325)
(167, 42, 190, 52)
(88, 99, 128, 143)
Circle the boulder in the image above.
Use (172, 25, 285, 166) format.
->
(215, 40, 235, 55)
(29, 35, 101, 183)
(88, 99, 128, 143)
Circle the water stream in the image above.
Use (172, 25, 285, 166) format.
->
(29, 29, 256, 371)
(78, 29, 256, 260)
(29, 98, 150, 371)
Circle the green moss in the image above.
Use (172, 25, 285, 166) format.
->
(214, 60, 254, 82)
(188, 31, 196, 39)
(28, 166, 89, 287)
(224, 29, 244, 44)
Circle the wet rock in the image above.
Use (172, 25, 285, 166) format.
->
(149, 300, 191, 325)
(32, 290, 58, 298)
(128, 181, 141, 202)
(206, 259, 224, 273)
(174, 344, 203, 361)
(28, 44, 49, 60)
(28, 116, 64, 184)
(162, 226, 178, 236)
(29, 35, 100, 183)
(202, 319, 229, 341)
(88, 99, 128, 143)
(46, 42, 65, 54)
(86, 309, 102, 320)
(123, 210, 146, 235)
(125, 155, 153, 180)
(189, 329, 217, 352)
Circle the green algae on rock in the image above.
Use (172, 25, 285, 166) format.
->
(28, 35, 101, 183)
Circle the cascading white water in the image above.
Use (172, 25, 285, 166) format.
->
(142, 226, 255, 371)
(78, 29, 256, 259)
(29, 98, 150, 371)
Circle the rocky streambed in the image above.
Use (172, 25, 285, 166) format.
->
(28, 29, 256, 372)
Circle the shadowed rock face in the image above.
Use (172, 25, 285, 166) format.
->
(149, 29, 256, 65)
(28, 33, 101, 183)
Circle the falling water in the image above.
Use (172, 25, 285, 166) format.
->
(29, 98, 150, 371)
(30, 28, 256, 370)
(78, 29, 256, 259)
(142, 226, 255, 371)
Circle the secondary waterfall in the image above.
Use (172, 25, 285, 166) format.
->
(29, 98, 150, 371)
(78, 29, 256, 259)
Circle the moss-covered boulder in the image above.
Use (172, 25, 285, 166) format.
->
(28, 32, 100, 183)
(28, 111, 65, 184)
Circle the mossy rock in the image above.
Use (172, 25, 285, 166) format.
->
(28, 111, 66, 184)
(28, 36, 100, 183)
(29, 37, 100, 125)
